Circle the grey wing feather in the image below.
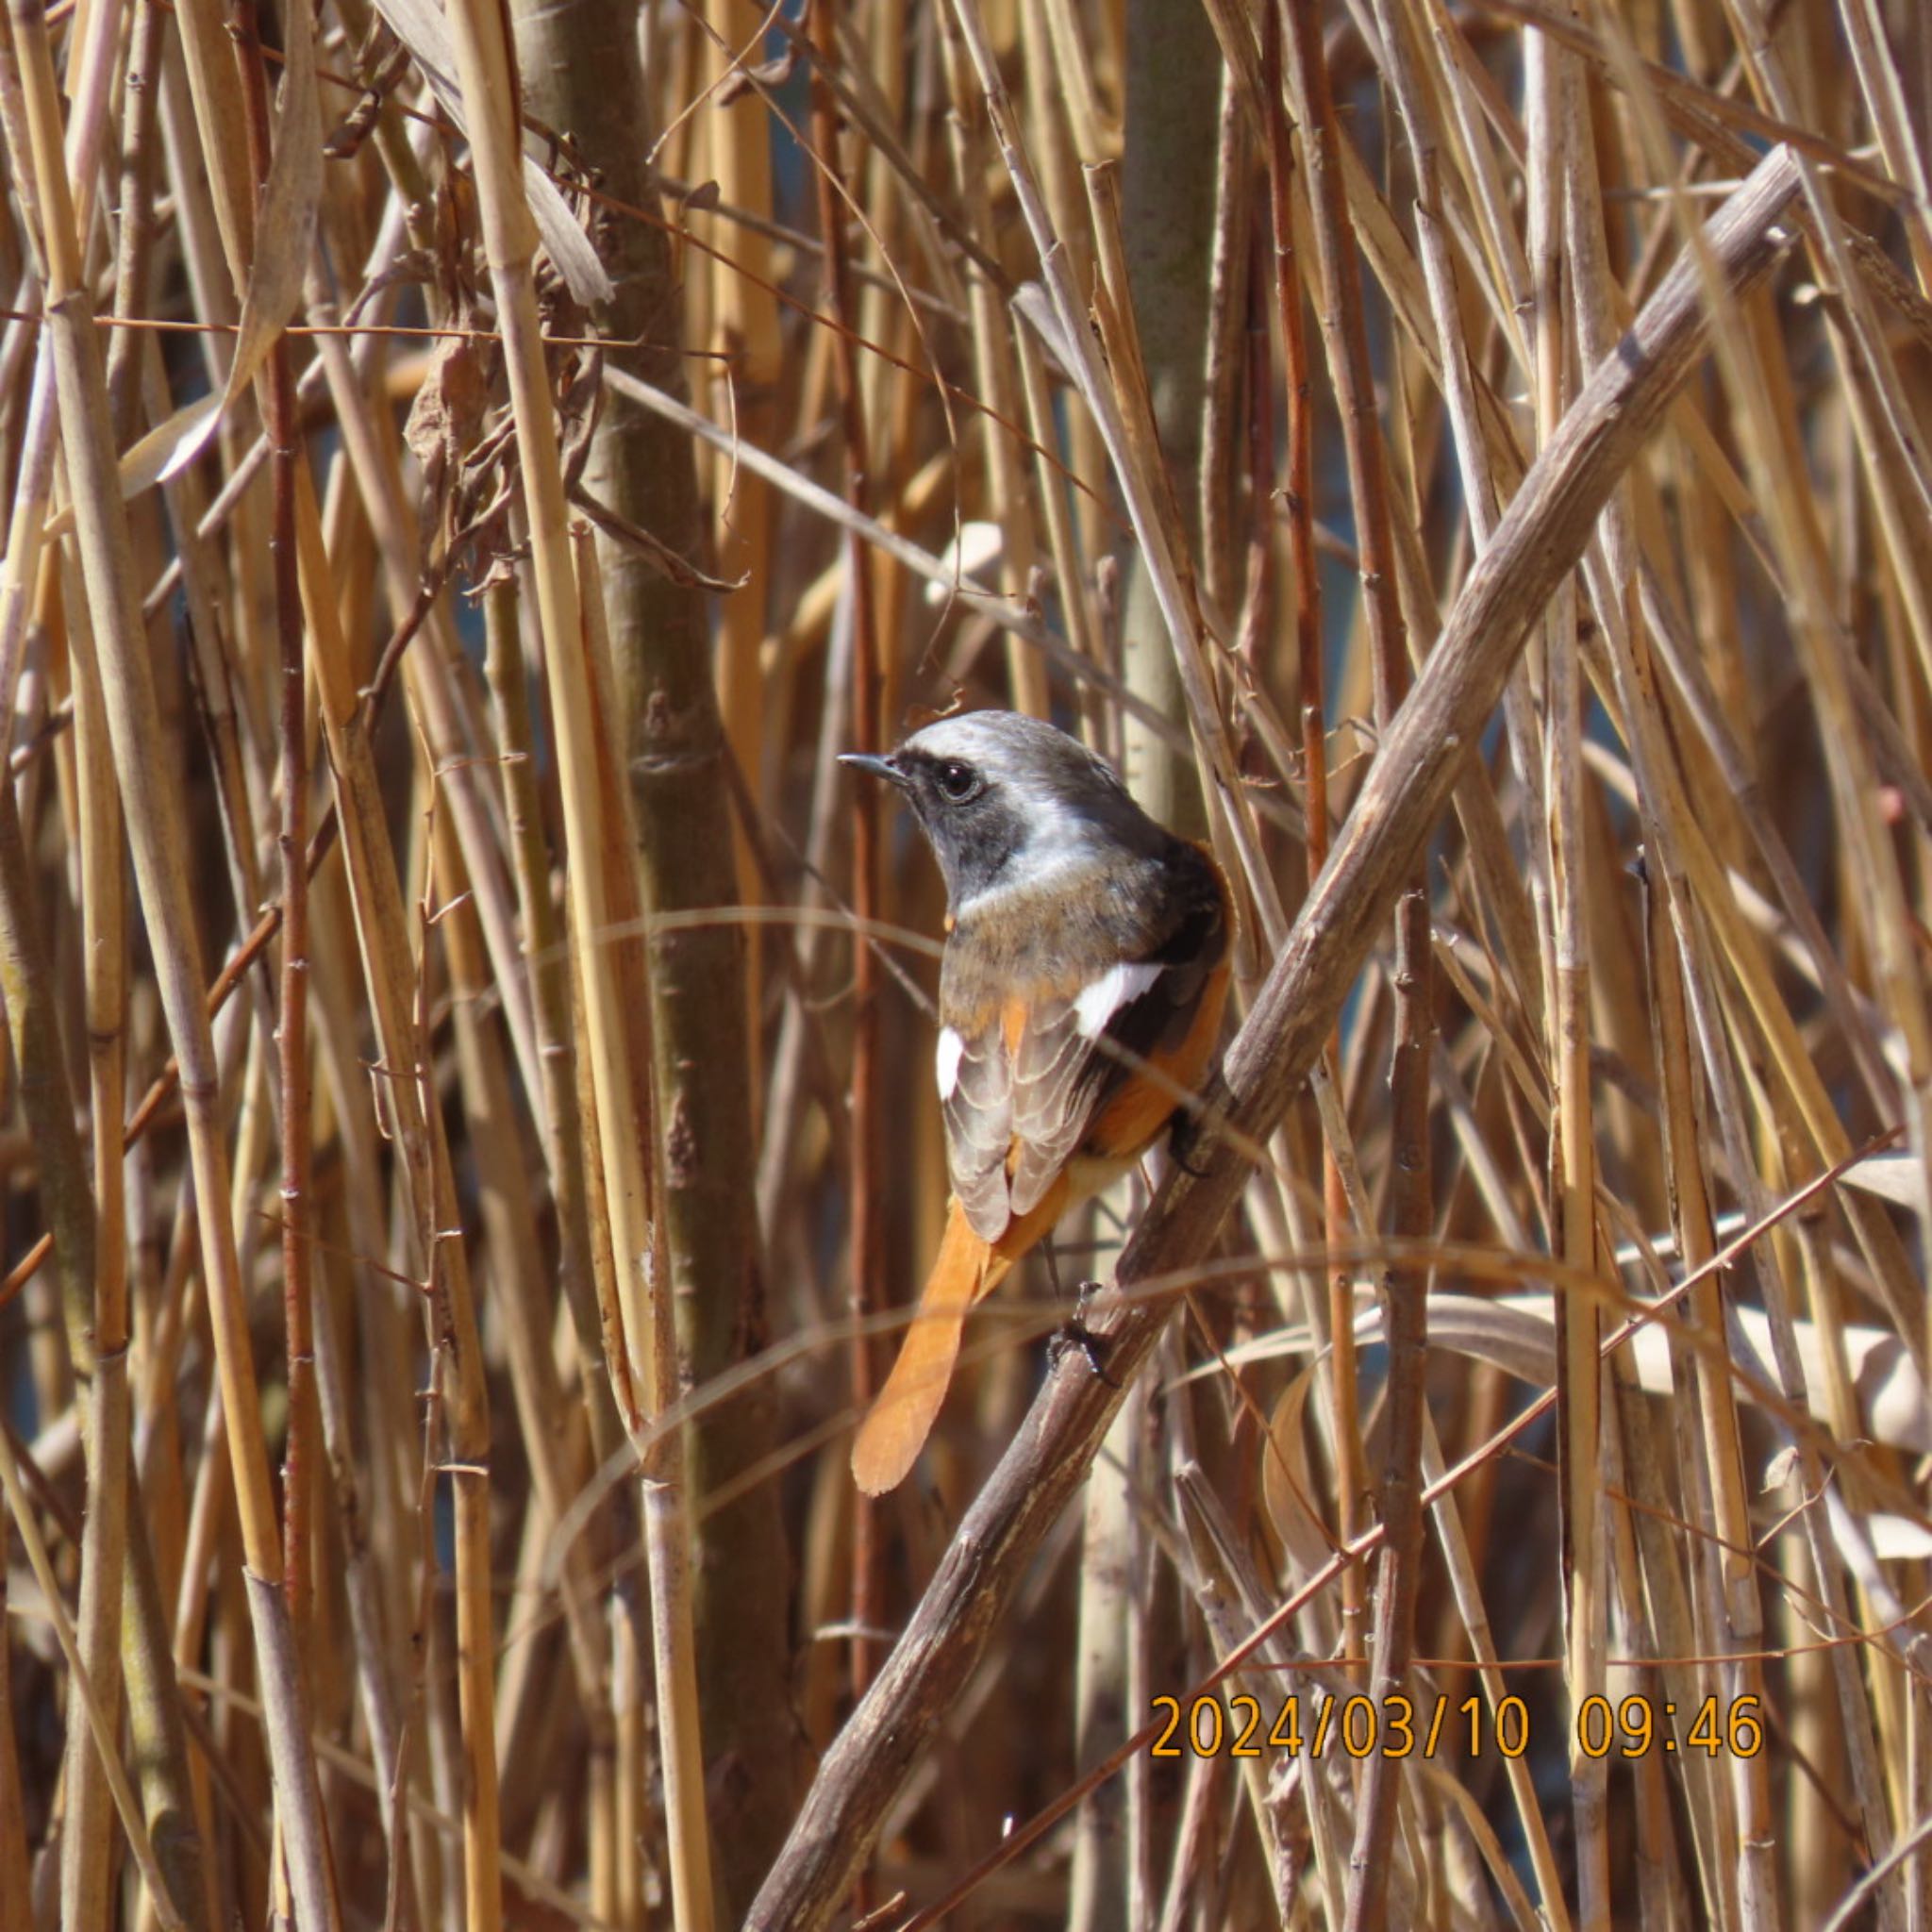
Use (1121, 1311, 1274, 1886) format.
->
(943, 1024, 1014, 1241)
(1007, 992, 1104, 1219)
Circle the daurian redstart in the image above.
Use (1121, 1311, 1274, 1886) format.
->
(841, 710, 1233, 1494)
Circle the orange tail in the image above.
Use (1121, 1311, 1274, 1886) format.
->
(851, 1181, 1071, 1495)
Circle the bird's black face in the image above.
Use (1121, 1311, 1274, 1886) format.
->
(842, 711, 1166, 916)
(849, 746, 1024, 908)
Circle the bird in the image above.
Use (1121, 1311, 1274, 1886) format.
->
(841, 709, 1234, 1495)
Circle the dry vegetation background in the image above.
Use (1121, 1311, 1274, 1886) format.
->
(0, 0, 1930, 1926)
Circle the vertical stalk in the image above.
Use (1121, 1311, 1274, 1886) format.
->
(1274, 4, 1433, 1923)
(808, 0, 887, 1718)
(229, 0, 316, 1639)
(515, 0, 796, 1901)
(0, 7, 340, 1924)
(937, 2, 1048, 718)
(1260, 0, 1367, 1677)
(60, 537, 133, 1932)
(0, 1507, 25, 1930)
(1524, 26, 1608, 1928)
(440, 2, 711, 1918)
(1114, 0, 1219, 829)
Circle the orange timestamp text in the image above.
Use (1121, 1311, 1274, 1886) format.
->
(1148, 1690, 1766, 1760)
(1149, 1691, 1530, 1761)
(1575, 1693, 1764, 1758)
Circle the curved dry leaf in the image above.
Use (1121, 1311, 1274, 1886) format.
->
(1859, 1514, 1932, 1562)
(229, 0, 323, 404)
(924, 520, 1004, 607)
(96, 0, 322, 518)
(114, 392, 223, 510)
(1839, 1149, 1928, 1216)
(1215, 1287, 1932, 1457)
(1258, 1362, 1332, 1584)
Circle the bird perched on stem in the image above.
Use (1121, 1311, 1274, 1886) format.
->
(841, 710, 1233, 1494)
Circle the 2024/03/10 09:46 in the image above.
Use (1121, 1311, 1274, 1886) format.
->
(1148, 1690, 1765, 1760)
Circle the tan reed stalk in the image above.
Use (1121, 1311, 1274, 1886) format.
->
(0, 1506, 25, 1926)
(243, 125, 320, 1681)
(60, 528, 135, 1932)
(1269, 5, 1438, 1918)
(301, 858, 442, 1925)
(1, 641, 126, 1932)
(432, 803, 608, 1709)
(1173, 1468, 1306, 1917)
(800, 0, 889, 1740)
(1831, 0, 1932, 294)
(230, 151, 512, 1932)
(421, 1, 669, 1862)
(298, 1083, 416, 1920)
(936, 3, 1049, 720)
(441, 0, 716, 1920)
(1522, 26, 1610, 1928)
(538, 0, 798, 1891)
(698, 0, 783, 969)
(1556, 72, 1784, 1922)
(291, 451, 502, 1930)
(1599, 29, 1913, 1901)
(1197, 73, 1252, 641)
(574, 518, 715, 1930)
(1248, 0, 1373, 1710)
(0, 6, 341, 1924)
(0, 1415, 186, 1930)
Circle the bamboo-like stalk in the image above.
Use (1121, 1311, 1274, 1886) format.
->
(1596, 29, 1909, 1908)
(574, 519, 715, 1932)
(804, 0, 888, 1733)
(527, 0, 798, 1899)
(1554, 65, 1784, 1924)
(0, 6, 341, 1924)
(59, 532, 133, 1932)
(699, 0, 782, 975)
(1273, 5, 1434, 1919)
(227, 0, 321, 1648)
(478, 578, 612, 1460)
(935, 8, 1047, 720)
(3, 617, 124, 1932)
(1522, 25, 1610, 1929)
(0, 1507, 26, 1930)
(440, 0, 714, 1919)
(0, 1416, 186, 1931)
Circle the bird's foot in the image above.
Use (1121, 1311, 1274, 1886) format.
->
(1169, 1107, 1210, 1178)
(1048, 1280, 1121, 1387)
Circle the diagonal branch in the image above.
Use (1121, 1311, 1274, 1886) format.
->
(745, 142, 1803, 1932)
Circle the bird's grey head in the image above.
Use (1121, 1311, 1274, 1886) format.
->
(841, 711, 1165, 912)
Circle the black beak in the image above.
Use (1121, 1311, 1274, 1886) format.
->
(839, 752, 908, 789)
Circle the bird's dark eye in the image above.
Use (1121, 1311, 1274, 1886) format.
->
(935, 759, 982, 803)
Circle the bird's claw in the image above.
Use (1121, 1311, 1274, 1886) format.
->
(1169, 1108, 1209, 1178)
(1048, 1281, 1121, 1387)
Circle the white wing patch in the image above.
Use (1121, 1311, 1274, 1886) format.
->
(935, 1024, 966, 1100)
(1074, 961, 1165, 1039)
